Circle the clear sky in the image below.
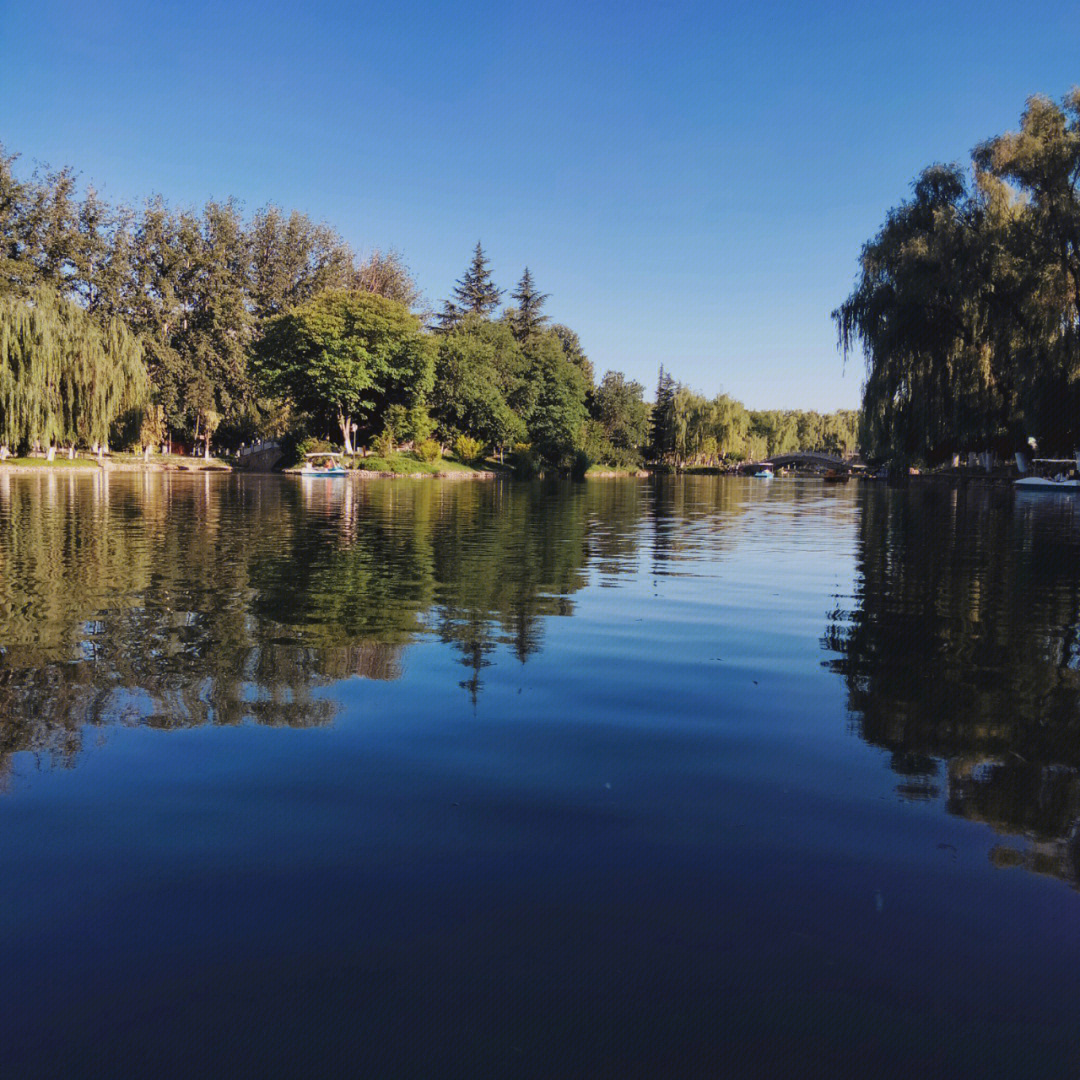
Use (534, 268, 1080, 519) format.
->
(3, 0, 1078, 410)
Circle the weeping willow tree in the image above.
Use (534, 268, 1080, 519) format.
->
(837, 91, 1080, 464)
(833, 164, 1012, 464)
(973, 90, 1080, 456)
(0, 288, 147, 452)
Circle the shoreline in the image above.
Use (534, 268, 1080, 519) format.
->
(297, 468, 500, 480)
(0, 458, 231, 474)
(0, 458, 646, 480)
(0, 458, 500, 479)
(2, 461, 1024, 486)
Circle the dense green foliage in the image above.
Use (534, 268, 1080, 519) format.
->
(836, 90, 1080, 462)
(0, 145, 420, 451)
(256, 290, 433, 452)
(585, 371, 651, 467)
(454, 434, 484, 463)
(0, 288, 146, 451)
(648, 363, 858, 465)
(0, 140, 860, 467)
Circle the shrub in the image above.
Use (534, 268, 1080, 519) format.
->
(383, 404, 436, 445)
(372, 430, 396, 458)
(290, 436, 335, 467)
(383, 405, 408, 441)
(511, 442, 540, 479)
(607, 445, 642, 470)
(454, 434, 484, 464)
(417, 437, 441, 463)
(407, 406, 437, 444)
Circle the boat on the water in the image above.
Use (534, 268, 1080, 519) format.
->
(1015, 475, 1080, 491)
(822, 469, 849, 484)
(1014, 457, 1080, 492)
(753, 467, 774, 479)
(299, 452, 347, 476)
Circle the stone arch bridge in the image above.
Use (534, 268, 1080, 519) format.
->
(765, 452, 852, 471)
(235, 439, 284, 471)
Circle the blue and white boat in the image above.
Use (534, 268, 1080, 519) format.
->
(300, 452, 347, 477)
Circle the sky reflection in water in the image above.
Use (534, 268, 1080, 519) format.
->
(0, 473, 1078, 1078)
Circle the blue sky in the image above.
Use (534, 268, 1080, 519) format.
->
(4, 0, 1079, 409)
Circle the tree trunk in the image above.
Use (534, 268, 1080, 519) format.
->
(339, 411, 353, 454)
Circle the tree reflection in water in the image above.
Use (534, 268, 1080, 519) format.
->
(5, 472, 1078, 892)
(0, 473, 646, 775)
(824, 484, 1080, 888)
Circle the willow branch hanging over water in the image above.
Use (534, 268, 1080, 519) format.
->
(0, 288, 147, 452)
(835, 89, 1080, 463)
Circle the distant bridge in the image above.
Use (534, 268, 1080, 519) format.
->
(767, 452, 852, 470)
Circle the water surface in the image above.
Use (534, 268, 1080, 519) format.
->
(1, 473, 1078, 1077)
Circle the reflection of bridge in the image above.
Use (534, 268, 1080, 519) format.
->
(768, 452, 850, 470)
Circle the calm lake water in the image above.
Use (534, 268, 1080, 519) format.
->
(1, 472, 1078, 1078)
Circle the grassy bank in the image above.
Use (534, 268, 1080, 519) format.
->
(585, 465, 651, 477)
(355, 452, 486, 475)
(0, 456, 98, 470)
(284, 450, 510, 478)
(0, 453, 232, 473)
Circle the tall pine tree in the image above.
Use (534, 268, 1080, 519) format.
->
(435, 242, 502, 330)
(509, 267, 549, 341)
(650, 365, 677, 461)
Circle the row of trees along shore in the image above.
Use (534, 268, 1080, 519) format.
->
(836, 90, 1080, 465)
(0, 142, 858, 470)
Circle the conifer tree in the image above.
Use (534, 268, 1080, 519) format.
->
(435, 242, 502, 330)
(509, 267, 549, 341)
(650, 366, 677, 461)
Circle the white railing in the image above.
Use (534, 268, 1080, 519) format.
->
(237, 440, 281, 458)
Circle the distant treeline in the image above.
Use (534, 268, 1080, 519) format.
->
(646, 369, 859, 467)
(0, 143, 857, 468)
(836, 89, 1080, 464)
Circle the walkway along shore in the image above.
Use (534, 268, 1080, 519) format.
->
(0, 456, 499, 478)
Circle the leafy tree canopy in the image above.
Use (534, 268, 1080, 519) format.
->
(837, 90, 1080, 461)
(0, 287, 146, 451)
(256, 289, 433, 452)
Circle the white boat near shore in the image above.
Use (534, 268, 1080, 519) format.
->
(1015, 475, 1080, 491)
(1014, 456, 1080, 492)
